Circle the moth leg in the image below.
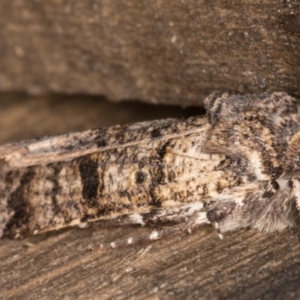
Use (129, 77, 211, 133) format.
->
(85, 201, 207, 230)
(82, 213, 148, 229)
(91, 211, 210, 250)
(89, 199, 247, 250)
(212, 222, 223, 239)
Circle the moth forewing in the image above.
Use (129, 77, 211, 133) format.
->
(0, 117, 209, 169)
(1, 91, 300, 248)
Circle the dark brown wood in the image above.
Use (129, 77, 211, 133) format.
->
(0, 1, 299, 106)
(1, 94, 300, 299)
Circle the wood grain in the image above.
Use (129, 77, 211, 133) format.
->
(0, 94, 300, 299)
(0, 1, 300, 106)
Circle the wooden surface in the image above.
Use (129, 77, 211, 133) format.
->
(0, 1, 300, 106)
(1, 94, 300, 299)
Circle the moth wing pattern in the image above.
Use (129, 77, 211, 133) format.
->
(0, 117, 209, 169)
(1, 91, 300, 247)
(202, 92, 300, 233)
(101, 91, 300, 248)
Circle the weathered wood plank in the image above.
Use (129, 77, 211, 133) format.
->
(0, 1, 299, 105)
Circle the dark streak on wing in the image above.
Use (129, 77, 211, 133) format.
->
(49, 163, 63, 215)
(78, 156, 99, 207)
(148, 141, 171, 207)
(4, 168, 35, 238)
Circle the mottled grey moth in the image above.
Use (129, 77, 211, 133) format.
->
(1, 92, 300, 248)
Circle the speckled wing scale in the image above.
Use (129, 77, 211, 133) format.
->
(1, 92, 300, 249)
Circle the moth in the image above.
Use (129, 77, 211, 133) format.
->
(0, 91, 300, 248)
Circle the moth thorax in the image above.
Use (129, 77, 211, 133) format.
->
(285, 131, 300, 178)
